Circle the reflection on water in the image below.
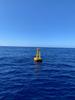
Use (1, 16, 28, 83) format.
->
(34, 62, 42, 77)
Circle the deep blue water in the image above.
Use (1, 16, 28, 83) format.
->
(0, 47, 75, 100)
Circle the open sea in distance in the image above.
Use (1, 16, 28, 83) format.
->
(0, 46, 75, 100)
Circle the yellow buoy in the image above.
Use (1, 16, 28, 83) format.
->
(34, 48, 42, 62)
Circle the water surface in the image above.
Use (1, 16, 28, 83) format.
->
(0, 47, 75, 100)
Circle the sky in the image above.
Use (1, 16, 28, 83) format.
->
(0, 0, 75, 47)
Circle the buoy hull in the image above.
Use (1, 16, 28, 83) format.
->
(34, 57, 42, 62)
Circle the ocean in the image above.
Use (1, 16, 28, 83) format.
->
(0, 47, 75, 100)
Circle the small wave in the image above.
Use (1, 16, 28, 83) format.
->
(56, 63, 74, 67)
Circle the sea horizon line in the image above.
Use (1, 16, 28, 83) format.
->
(0, 45, 75, 49)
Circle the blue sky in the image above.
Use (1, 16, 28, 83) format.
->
(0, 0, 75, 47)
